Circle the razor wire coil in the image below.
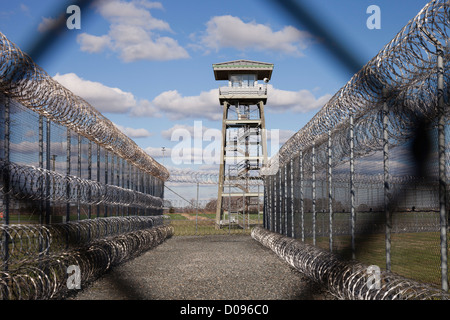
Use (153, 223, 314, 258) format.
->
(252, 226, 449, 300)
(0, 32, 168, 182)
(0, 161, 163, 209)
(0, 217, 173, 300)
(264, 0, 450, 174)
(0, 215, 166, 266)
(167, 168, 264, 186)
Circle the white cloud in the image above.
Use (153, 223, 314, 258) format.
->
(53, 73, 330, 122)
(165, 146, 219, 166)
(96, 0, 169, 30)
(268, 85, 332, 113)
(77, 0, 189, 62)
(10, 140, 42, 154)
(77, 33, 111, 53)
(267, 129, 296, 145)
(196, 15, 313, 56)
(132, 88, 220, 121)
(53, 72, 136, 113)
(133, 99, 162, 117)
(131, 85, 330, 121)
(147, 125, 222, 165)
(144, 146, 171, 158)
(113, 123, 153, 138)
(161, 123, 218, 140)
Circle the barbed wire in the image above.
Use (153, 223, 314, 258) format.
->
(263, 0, 449, 174)
(0, 31, 169, 182)
(0, 215, 166, 266)
(0, 217, 173, 300)
(252, 226, 449, 299)
(0, 161, 163, 209)
(167, 168, 264, 186)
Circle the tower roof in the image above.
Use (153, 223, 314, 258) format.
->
(213, 60, 273, 81)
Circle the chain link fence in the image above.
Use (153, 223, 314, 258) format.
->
(0, 30, 170, 299)
(163, 185, 262, 236)
(262, 0, 450, 291)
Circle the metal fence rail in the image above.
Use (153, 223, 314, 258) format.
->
(262, 0, 449, 291)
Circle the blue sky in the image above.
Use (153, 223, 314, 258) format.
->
(0, 0, 430, 202)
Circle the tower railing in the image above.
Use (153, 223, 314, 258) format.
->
(219, 85, 267, 96)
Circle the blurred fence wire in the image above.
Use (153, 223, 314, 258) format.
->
(1, 0, 450, 300)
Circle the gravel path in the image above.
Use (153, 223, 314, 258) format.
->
(69, 234, 331, 300)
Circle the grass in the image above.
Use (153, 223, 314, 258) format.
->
(166, 212, 257, 236)
(169, 219, 253, 236)
(168, 211, 448, 287)
(313, 231, 449, 286)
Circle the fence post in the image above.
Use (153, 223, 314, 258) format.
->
(269, 174, 275, 232)
(111, 154, 115, 217)
(228, 166, 231, 234)
(350, 112, 356, 260)
(265, 175, 269, 230)
(136, 166, 140, 216)
(328, 129, 333, 252)
(276, 169, 280, 233)
(77, 133, 81, 221)
(196, 182, 199, 235)
(291, 158, 295, 238)
(66, 129, 71, 223)
(418, 18, 448, 292)
(96, 144, 100, 218)
(87, 140, 92, 241)
(45, 118, 51, 225)
(283, 164, 287, 235)
(88, 140, 92, 220)
(273, 169, 277, 233)
(37, 114, 45, 256)
(126, 160, 130, 216)
(300, 149, 304, 242)
(105, 150, 109, 219)
(312, 142, 316, 246)
(382, 88, 392, 272)
(437, 46, 448, 292)
(39, 115, 44, 224)
(2, 96, 10, 270)
(263, 176, 267, 229)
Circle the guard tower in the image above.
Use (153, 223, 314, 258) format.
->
(213, 60, 273, 229)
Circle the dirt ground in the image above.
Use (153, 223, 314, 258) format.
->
(69, 234, 333, 300)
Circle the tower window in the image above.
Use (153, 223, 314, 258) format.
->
(229, 74, 256, 87)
